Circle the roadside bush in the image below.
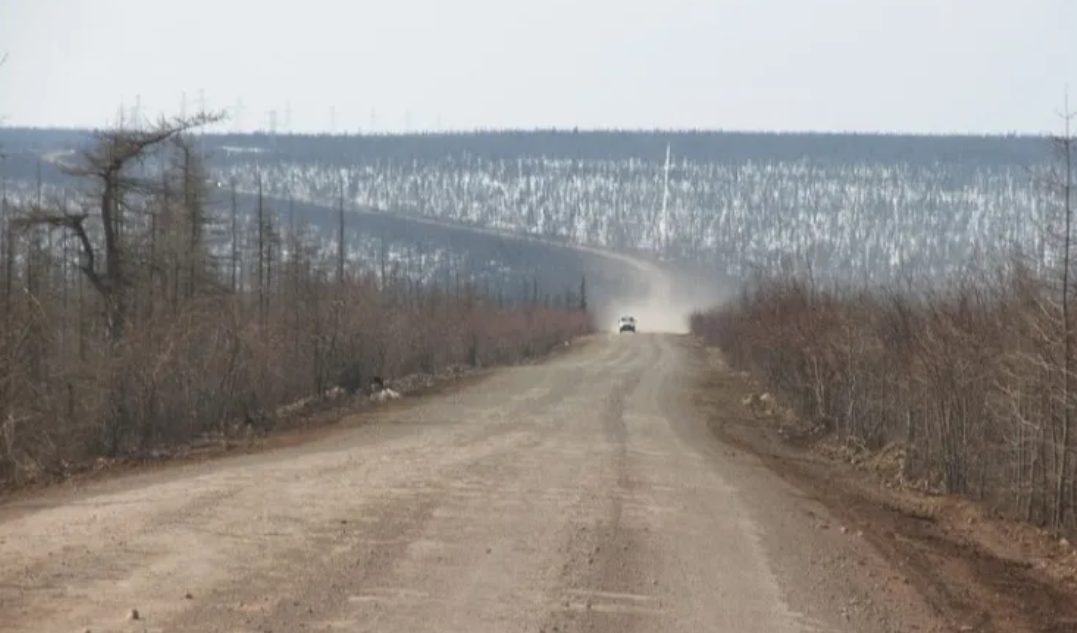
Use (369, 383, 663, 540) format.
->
(0, 116, 593, 485)
(691, 260, 1076, 535)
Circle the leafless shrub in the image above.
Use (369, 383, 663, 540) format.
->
(0, 114, 593, 486)
(693, 106, 1077, 536)
(692, 258, 1077, 534)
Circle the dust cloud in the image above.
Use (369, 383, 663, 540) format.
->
(590, 252, 732, 335)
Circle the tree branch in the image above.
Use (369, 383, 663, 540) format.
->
(12, 204, 106, 297)
(62, 111, 227, 180)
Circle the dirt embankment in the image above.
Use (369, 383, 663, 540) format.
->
(692, 343, 1077, 633)
(0, 338, 590, 507)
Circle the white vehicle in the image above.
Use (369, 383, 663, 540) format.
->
(617, 315, 637, 333)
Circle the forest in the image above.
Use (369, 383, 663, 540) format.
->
(1, 126, 1051, 284)
(0, 116, 592, 486)
(198, 130, 1052, 283)
(690, 127, 1077, 537)
(4, 122, 1074, 538)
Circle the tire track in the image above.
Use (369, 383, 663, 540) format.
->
(538, 341, 655, 633)
(0, 333, 948, 633)
(156, 343, 610, 633)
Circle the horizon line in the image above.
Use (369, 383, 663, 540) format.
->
(0, 124, 1054, 140)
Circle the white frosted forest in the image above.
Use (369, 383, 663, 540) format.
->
(213, 150, 1059, 283)
(0, 130, 1064, 286)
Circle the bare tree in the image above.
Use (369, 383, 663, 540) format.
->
(229, 177, 238, 292)
(337, 174, 346, 283)
(255, 169, 267, 322)
(0, 102, 594, 488)
(688, 100, 1077, 536)
(18, 112, 223, 343)
(174, 134, 208, 301)
(1051, 93, 1076, 530)
(0, 52, 10, 309)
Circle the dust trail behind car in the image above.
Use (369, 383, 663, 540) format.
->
(593, 254, 731, 334)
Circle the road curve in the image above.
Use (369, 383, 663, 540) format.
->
(0, 334, 941, 633)
(245, 191, 714, 334)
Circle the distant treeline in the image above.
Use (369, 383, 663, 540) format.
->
(0, 126, 1055, 284)
(0, 127, 1049, 168)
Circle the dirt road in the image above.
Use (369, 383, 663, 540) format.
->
(0, 334, 946, 633)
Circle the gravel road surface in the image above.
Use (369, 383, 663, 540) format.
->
(0, 334, 945, 633)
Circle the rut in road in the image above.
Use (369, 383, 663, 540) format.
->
(0, 334, 938, 633)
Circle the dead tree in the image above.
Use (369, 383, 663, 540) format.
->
(337, 175, 346, 284)
(230, 178, 238, 292)
(1052, 95, 1076, 531)
(1, 181, 12, 316)
(256, 170, 265, 316)
(0, 53, 10, 311)
(173, 134, 209, 301)
(17, 112, 223, 344)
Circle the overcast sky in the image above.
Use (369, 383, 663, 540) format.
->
(1, 0, 1075, 135)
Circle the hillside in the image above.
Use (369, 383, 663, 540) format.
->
(0, 128, 1052, 285)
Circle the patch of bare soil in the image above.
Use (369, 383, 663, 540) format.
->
(0, 339, 590, 507)
(693, 344, 1077, 633)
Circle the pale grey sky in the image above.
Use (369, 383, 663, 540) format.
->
(1, 0, 1075, 135)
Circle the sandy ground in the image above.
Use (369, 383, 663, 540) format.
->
(0, 333, 951, 633)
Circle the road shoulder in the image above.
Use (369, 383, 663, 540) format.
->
(0, 335, 599, 515)
(689, 338, 1077, 633)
